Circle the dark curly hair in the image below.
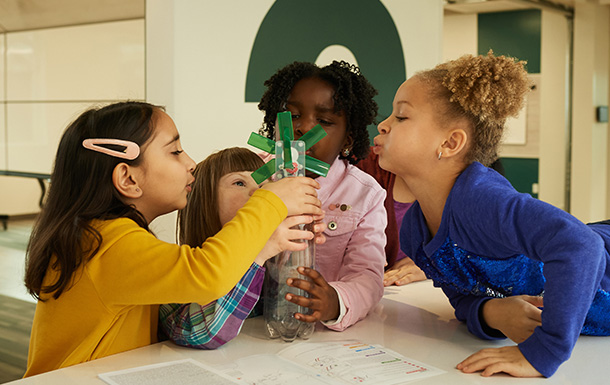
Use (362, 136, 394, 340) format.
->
(258, 61, 378, 164)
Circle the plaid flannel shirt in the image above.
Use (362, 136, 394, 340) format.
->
(159, 263, 264, 349)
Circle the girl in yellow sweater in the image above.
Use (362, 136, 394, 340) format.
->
(23, 101, 322, 376)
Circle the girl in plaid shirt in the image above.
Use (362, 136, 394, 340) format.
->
(159, 147, 322, 348)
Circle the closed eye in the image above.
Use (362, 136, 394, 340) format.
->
(395, 116, 408, 122)
(172, 150, 184, 155)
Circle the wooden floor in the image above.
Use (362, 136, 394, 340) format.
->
(0, 294, 35, 383)
(0, 217, 36, 383)
(0, 217, 35, 303)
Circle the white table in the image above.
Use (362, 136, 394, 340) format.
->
(9, 280, 607, 384)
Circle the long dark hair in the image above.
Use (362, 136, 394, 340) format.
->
(24, 101, 160, 300)
(258, 60, 378, 164)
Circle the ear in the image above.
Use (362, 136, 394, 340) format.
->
(343, 134, 354, 151)
(112, 163, 142, 199)
(439, 123, 468, 159)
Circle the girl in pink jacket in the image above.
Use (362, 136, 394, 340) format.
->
(258, 60, 387, 331)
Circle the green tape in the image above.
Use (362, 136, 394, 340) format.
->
(247, 132, 276, 154)
(251, 159, 276, 184)
(276, 112, 294, 168)
(305, 155, 330, 177)
(277, 111, 294, 141)
(280, 140, 290, 169)
(246, 114, 329, 181)
(299, 124, 327, 150)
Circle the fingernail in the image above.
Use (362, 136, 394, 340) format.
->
(286, 294, 292, 300)
(286, 278, 293, 285)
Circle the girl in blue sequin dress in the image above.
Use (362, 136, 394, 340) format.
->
(373, 51, 610, 378)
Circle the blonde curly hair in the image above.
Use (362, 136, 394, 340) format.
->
(415, 51, 530, 166)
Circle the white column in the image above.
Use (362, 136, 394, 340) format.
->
(539, 10, 569, 210)
(570, 3, 610, 222)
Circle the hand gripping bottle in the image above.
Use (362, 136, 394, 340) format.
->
(247, 111, 329, 342)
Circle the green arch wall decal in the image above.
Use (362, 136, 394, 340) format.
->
(245, 0, 406, 140)
(478, 9, 541, 74)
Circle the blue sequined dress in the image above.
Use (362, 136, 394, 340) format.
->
(400, 162, 610, 378)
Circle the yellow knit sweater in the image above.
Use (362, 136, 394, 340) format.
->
(25, 189, 286, 376)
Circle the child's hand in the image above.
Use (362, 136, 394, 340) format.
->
(262, 177, 322, 216)
(312, 212, 326, 245)
(254, 215, 315, 265)
(482, 295, 543, 343)
(456, 346, 542, 377)
(383, 257, 426, 286)
(285, 266, 339, 323)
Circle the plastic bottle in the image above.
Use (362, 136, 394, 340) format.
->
(263, 139, 316, 341)
(263, 229, 315, 341)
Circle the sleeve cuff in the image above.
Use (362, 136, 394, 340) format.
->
(321, 286, 346, 326)
(468, 297, 506, 340)
(477, 298, 506, 339)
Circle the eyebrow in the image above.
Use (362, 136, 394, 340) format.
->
(396, 100, 413, 107)
(315, 106, 336, 114)
(286, 101, 338, 114)
(165, 134, 180, 146)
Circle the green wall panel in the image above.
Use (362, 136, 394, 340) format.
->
(500, 157, 539, 198)
(478, 10, 541, 74)
(245, 0, 406, 142)
(480, 11, 541, 199)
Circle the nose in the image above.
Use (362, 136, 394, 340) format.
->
(293, 119, 315, 139)
(377, 116, 390, 134)
(185, 153, 196, 173)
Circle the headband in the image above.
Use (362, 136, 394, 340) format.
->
(82, 138, 140, 160)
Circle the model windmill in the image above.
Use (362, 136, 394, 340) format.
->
(247, 111, 329, 341)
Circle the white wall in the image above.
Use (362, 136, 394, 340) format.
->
(146, 0, 444, 241)
(0, 20, 144, 216)
(539, 10, 569, 210)
(385, 0, 443, 77)
(1, 34, 5, 171)
(443, 13, 477, 61)
(146, 1, 275, 164)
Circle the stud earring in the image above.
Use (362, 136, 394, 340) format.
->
(342, 148, 350, 157)
(438, 152, 442, 160)
(136, 188, 140, 192)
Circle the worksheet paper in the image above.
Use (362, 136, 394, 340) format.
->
(219, 340, 444, 384)
(99, 340, 444, 385)
(98, 359, 240, 385)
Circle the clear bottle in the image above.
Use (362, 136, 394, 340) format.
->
(263, 225, 315, 341)
(262, 139, 316, 341)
